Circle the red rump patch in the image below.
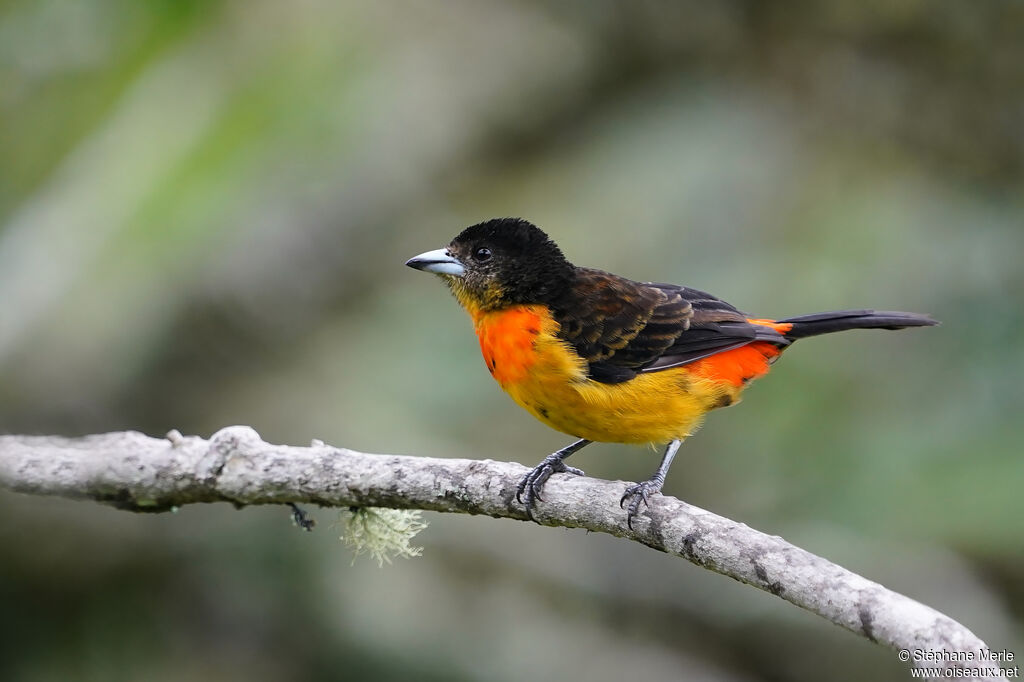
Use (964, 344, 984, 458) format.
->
(686, 319, 791, 387)
(687, 342, 782, 387)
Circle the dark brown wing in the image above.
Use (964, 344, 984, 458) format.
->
(551, 269, 689, 383)
(553, 271, 788, 384)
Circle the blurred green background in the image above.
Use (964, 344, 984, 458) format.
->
(2, 1, 1022, 681)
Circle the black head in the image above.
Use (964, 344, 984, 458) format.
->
(406, 218, 574, 310)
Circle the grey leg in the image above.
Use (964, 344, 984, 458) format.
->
(620, 439, 681, 529)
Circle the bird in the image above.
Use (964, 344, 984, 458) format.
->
(406, 218, 937, 528)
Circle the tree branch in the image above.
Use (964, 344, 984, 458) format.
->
(0, 426, 1004, 680)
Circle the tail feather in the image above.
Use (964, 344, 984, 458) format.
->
(777, 309, 938, 340)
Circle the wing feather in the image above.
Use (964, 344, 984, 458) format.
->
(553, 272, 789, 384)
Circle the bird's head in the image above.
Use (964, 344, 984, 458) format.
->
(406, 218, 574, 313)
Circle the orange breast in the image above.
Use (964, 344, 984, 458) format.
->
(474, 306, 546, 386)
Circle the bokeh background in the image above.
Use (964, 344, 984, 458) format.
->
(2, 2, 1022, 681)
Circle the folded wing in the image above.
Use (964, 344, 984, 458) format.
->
(553, 270, 788, 384)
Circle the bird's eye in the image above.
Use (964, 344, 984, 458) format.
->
(473, 246, 492, 262)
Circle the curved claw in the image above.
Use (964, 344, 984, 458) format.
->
(620, 480, 662, 530)
(515, 456, 585, 520)
(515, 466, 549, 505)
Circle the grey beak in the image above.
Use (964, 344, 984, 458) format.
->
(405, 248, 466, 277)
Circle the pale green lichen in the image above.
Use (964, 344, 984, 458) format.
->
(338, 508, 427, 567)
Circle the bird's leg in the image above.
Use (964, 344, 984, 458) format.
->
(516, 439, 591, 520)
(621, 439, 681, 530)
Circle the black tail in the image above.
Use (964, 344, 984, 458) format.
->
(778, 309, 938, 340)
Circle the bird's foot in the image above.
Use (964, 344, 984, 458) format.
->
(620, 478, 665, 530)
(288, 503, 316, 531)
(516, 454, 585, 520)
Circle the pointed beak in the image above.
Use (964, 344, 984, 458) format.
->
(405, 248, 466, 277)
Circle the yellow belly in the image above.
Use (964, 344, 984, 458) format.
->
(472, 305, 735, 444)
(504, 356, 729, 444)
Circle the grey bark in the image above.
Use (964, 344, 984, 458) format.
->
(0, 426, 1005, 681)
